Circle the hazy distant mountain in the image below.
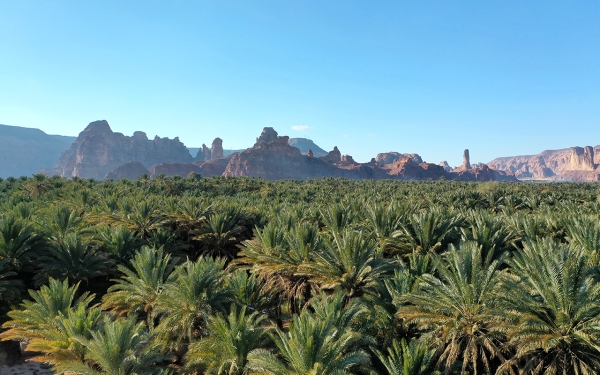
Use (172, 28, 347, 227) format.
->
(288, 138, 328, 157)
(0, 124, 76, 178)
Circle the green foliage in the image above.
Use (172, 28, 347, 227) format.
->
(1, 176, 600, 374)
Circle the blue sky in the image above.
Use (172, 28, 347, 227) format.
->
(1, 1, 600, 166)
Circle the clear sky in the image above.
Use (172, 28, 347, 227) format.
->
(1, 1, 600, 166)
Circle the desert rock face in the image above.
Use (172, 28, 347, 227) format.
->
(104, 161, 149, 180)
(439, 161, 451, 172)
(319, 146, 342, 164)
(194, 157, 232, 177)
(254, 127, 279, 147)
(450, 164, 518, 182)
(224, 136, 351, 179)
(489, 145, 600, 181)
(211, 138, 224, 159)
(45, 120, 192, 179)
(375, 152, 423, 164)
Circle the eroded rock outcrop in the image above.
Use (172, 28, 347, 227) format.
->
(254, 127, 278, 147)
(319, 147, 342, 164)
(211, 138, 224, 159)
(104, 162, 149, 180)
(439, 161, 451, 172)
(375, 152, 423, 164)
(45, 120, 192, 179)
(489, 145, 600, 181)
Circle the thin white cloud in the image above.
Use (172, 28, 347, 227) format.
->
(291, 125, 311, 131)
(341, 134, 349, 138)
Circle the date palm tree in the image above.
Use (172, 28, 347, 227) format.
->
(0, 213, 44, 272)
(35, 233, 110, 286)
(185, 306, 268, 375)
(398, 241, 507, 374)
(1, 278, 95, 345)
(97, 225, 145, 265)
(497, 239, 600, 374)
(375, 338, 440, 375)
(191, 206, 249, 260)
(154, 256, 230, 351)
(300, 229, 396, 300)
(394, 208, 463, 255)
(248, 310, 371, 375)
(102, 246, 176, 325)
(56, 315, 172, 375)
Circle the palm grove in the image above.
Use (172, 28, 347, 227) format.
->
(1, 174, 600, 374)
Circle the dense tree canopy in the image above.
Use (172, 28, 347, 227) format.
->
(2, 175, 600, 374)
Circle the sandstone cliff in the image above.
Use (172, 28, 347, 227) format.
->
(45, 120, 192, 179)
(375, 152, 423, 164)
(489, 146, 600, 181)
(149, 163, 203, 178)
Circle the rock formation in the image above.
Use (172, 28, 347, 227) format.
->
(254, 127, 278, 147)
(44, 120, 192, 179)
(211, 138, 224, 159)
(307, 149, 314, 157)
(439, 161, 451, 172)
(194, 157, 232, 177)
(375, 152, 423, 165)
(450, 164, 518, 182)
(462, 149, 471, 170)
(489, 145, 600, 181)
(319, 147, 342, 164)
(149, 163, 203, 178)
(104, 161, 149, 180)
(224, 136, 349, 179)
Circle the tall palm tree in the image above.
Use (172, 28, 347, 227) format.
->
(363, 203, 408, 255)
(154, 256, 230, 351)
(375, 338, 440, 375)
(460, 213, 516, 263)
(185, 306, 268, 375)
(248, 310, 371, 375)
(38, 204, 88, 246)
(102, 246, 176, 325)
(497, 239, 600, 374)
(398, 241, 507, 374)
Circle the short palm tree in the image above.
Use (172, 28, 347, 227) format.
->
(154, 257, 230, 351)
(394, 208, 463, 255)
(248, 310, 371, 375)
(1, 278, 94, 344)
(185, 306, 268, 375)
(0, 214, 44, 272)
(225, 269, 278, 315)
(299, 229, 395, 299)
(375, 338, 440, 375)
(36, 233, 110, 286)
(0, 259, 22, 307)
(497, 239, 600, 374)
(191, 207, 249, 260)
(97, 225, 144, 265)
(56, 315, 172, 375)
(398, 241, 507, 374)
(102, 246, 176, 325)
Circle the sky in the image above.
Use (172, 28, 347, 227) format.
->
(1, 1, 600, 166)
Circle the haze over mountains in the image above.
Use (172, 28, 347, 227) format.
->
(1, 120, 599, 181)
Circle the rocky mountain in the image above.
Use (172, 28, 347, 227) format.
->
(375, 152, 423, 164)
(0, 124, 76, 178)
(489, 146, 600, 181)
(44, 120, 193, 179)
